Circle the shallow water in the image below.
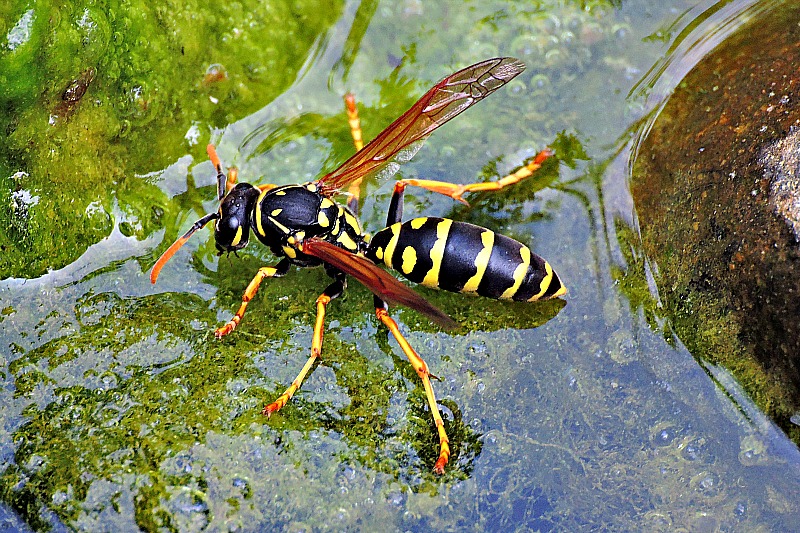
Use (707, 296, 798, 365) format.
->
(1, 0, 799, 530)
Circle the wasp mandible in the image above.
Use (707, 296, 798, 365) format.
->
(150, 57, 565, 474)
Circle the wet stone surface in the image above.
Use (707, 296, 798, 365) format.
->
(761, 126, 800, 242)
(631, 4, 800, 441)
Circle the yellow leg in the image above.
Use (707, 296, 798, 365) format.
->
(397, 147, 553, 205)
(263, 290, 336, 416)
(215, 261, 290, 337)
(344, 93, 364, 209)
(344, 93, 363, 152)
(376, 307, 451, 474)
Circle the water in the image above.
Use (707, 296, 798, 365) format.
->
(1, 0, 799, 530)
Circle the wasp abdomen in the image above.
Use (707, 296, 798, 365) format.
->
(366, 217, 565, 302)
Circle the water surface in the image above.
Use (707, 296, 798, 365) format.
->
(1, 0, 799, 530)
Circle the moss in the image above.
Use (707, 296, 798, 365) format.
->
(0, 0, 341, 279)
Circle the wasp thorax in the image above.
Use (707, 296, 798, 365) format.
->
(214, 183, 260, 254)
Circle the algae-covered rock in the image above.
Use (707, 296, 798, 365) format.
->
(0, 0, 341, 279)
(630, 3, 800, 441)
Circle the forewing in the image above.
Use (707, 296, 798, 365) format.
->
(301, 238, 456, 329)
(319, 57, 525, 194)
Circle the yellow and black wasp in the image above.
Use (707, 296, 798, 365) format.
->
(150, 57, 566, 474)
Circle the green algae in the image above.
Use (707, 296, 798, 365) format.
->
(0, 0, 342, 279)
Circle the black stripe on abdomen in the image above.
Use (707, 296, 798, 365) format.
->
(475, 233, 525, 299)
(389, 218, 440, 284)
(438, 221, 487, 293)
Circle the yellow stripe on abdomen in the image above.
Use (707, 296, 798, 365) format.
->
(461, 230, 494, 293)
(381, 223, 401, 270)
(528, 262, 555, 301)
(500, 245, 530, 299)
(421, 218, 452, 288)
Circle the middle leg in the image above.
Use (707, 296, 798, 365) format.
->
(262, 271, 347, 415)
(375, 296, 451, 474)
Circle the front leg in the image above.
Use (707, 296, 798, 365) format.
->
(344, 93, 364, 213)
(215, 258, 292, 337)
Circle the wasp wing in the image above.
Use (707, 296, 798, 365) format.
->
(318, 57, 525, 195)
(301, 238, 456, 329)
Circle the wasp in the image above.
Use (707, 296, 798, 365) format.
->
(150, 57, 565, 474)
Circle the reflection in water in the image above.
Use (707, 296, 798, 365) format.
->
(1, 262, 562, 526)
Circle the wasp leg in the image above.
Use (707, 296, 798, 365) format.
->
(345, 93, 364, 152)
(395, 147, 553, 206)
(344, 93, 364, 212)
(374, 297, 451, 474)
(215, 258, 292, 337)
(263, 271, 346, 416)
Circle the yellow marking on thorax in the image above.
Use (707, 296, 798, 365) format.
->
(344, 211, 362, 234)
(401, 246, 417, 274)
(320, 198, 334, 209)
(374, 247, 384, 260)
(318, 211, 330, 227)
(500, 245, 531, 299)
(528, 262, 554, 301)
(409, 217, 427, 230)
(461, 230, 494, 293)
(381, 223, 401, 269)
(255, 187, 272, 236)
(331, 207, 343, 235)
(337, 231, 358, 251)
(268, 216, 291, 235)
(282, 245, 297, 259)
(271, 208, 283, 217)
(421, 219, 452, 287)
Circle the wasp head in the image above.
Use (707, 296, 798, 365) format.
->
(214, 182, 260, 254)
(150, 145, 261, 284)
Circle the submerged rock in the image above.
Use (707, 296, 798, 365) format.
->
(630, 4, 800, 441)
(761, 127, 800, 242)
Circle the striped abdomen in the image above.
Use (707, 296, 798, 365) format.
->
(365, 217, 565, 302)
